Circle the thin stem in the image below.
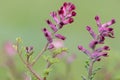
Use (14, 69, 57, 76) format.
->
(32, 42, 49, 66)
(43, 54, 56, 80)
(17, 44, 42, 80)
(88, 59, 94, 80)
(43, 62, 52, 80)
(17, 43, 26, 65)
(26, 64, 42, 80)
(27, 55, 30, 64)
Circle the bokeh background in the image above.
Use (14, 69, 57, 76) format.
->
(0, 0, 120, 80)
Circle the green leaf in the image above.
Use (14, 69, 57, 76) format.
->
(85, 60, 89, 70)
(81, 76, 87, 80)
(16, 37, 23, 43)
(43, 55, 51, 61)
(49, 58, 60, 64)
(52, 48, 68, 55)
(42, 68, 52, 77)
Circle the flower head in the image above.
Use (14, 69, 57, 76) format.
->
(58, 2, 76, 28)
(48, 2, 76, 30)
(43, 2, 76, 44)
(78, 16, 115, 62)
(26, 46, 34, 54)
(95, 16, 115, 41)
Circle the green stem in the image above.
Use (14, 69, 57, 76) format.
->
(43, 61, 52, 80)
(88, 60, 94, 80)
(32, 43, 49, 66)
(17, 43, 42, 80)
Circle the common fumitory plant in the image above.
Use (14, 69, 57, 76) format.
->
(10, 1, 116, 80)
(14, 2, 76, 80)
(78, 16, 115, 80)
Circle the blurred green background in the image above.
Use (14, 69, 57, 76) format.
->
(0, 0, 120, 80)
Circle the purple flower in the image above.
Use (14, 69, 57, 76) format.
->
(55, 34, 66, 40)
(95, 15, 101, 27)
(95, 46, 110, 52)
(43, 2, 76, 44)
(48, 43, 54, 49)
(50, 12, 59, 24)
(91, 52, 108, 61)
(78, 45, 90, 55)
(42, 28, 53, 43)
(62, 17, 74, 25)
(103, 46, 110, 51)
(26, 46, 33, 54)
(98, 35, 105, 44)
(89, 40, 98, 49)
(49, 2, 76, 29)
(78, 15, 116, 62)
(86, 26, 96, 39)
(58, 2, 76, 28)
(95, 16, 115, 40)
(46, 20, 58, 32)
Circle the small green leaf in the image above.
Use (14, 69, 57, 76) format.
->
(16, 37, 22, 43)
(81, 76, 87, 80)
(85, 60, 89, 70)
(53, 48, 68, 55)
(49, 58, 60, 64)
(43, 55, 51, 60)
(42, 68, 52, 77)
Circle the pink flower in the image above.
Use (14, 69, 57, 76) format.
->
(78, 45, 90, 55)
(58, 2, 76, 28)
(47, 2, 76, 29)
(42, 28, 53, 43)
(95, 46, 110, 52)
(43, 2, 76, 47)
(26, 46, 33, 54)
(78, 15, 116, 62)
(66, 54, 76, 64)
(51, 39, 64, 49)
(50, 12, 59, 24)
(49, 39, 66, 59)
(89, 40, 98, 49)
(46, 20, 58, 32)
(86, 26, 96, 39)
(4, 41, 16, 56)
(55, 34, 66, 40)
(48, 43, 54, 49)
(91, 52, 108, 61)
(95, 16, 115, 39)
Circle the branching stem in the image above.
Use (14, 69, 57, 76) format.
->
(17, 43, 43, 80)
(32, 42, 49, 66)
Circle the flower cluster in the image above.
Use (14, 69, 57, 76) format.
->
(3, 1, 117, 80)
(26, 46, 33, 54)
(43, 2, 76, 49)
(78, 16, 115, 62)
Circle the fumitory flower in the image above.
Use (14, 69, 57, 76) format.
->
(43, 2, 76, 46)
(42, 28, 53, 43)
(78, 15, 115, 61)
(95, 16, 115, 43)
(78, 15, 115, 80)
(26, 46, 34, 54)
